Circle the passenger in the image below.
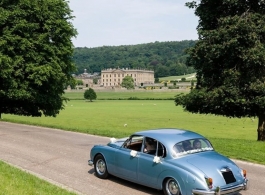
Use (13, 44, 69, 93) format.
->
(144, 138, 156, 154)
(193, 139, 202, 149)
(182, 140, 192, 151)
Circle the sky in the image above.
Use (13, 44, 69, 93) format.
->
(68, 0, 199, 48)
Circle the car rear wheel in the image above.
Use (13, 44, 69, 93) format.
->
(94, 154, 109, 179)
(163, 178, 181, 195)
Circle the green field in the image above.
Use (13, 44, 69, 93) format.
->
(1, 93, 265, 194)
(2, 99, 265, 164)
(159, 73, 196, 81)
(64, 90, 185, 100)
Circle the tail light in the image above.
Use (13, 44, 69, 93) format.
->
(205, 177, 213, 189)
(242, 169, 247, 178)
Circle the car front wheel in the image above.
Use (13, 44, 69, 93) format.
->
(163, 178, 181, 195)
(94, 154, 109, 179)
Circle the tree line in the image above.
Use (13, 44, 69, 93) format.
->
(72, 40, 196, 78)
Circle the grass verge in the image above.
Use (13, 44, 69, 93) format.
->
(0, 161, 77, 195)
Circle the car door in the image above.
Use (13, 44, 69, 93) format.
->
(115, 135, 143, 182)
(138, 138, 165, 187)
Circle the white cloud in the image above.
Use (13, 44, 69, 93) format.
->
(69, 0, 198, 48)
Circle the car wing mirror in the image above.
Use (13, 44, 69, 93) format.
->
(130, 150, 138, 157)
(153, 156, 162, 163)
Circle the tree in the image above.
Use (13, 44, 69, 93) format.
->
(0, 0, 77, 119)
(93, 78, 98, 84)
(68, 79, 77, 90)
(84, 88, 97, 102)
(76, 80, 83, 86)
(175, 0, 265, 141)
(121, 76, 135, 89)
(155, 65, 170, 78)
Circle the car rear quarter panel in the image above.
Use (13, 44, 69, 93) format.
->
(157, 159, 209, 194)
(90, 145, 118, 174)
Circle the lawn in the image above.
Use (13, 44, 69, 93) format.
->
(2, 100, 265, 165)
(0, 161, 77, 195)
(64, 90, 183, 100)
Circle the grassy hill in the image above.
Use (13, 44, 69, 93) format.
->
(159, 73, 196, 81)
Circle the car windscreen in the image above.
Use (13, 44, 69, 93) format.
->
(172, 138, 214, 158)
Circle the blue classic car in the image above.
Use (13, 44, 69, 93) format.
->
(88, 128, 248, 195)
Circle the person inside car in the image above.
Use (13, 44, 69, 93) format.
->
(182, 140, 193, 151)
(193, 139, 202, 149)
(144, 137, 156, 155)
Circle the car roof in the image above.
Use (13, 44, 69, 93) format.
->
(135, 128, 205, 147)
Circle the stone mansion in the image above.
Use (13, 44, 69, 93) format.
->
(101, 68, 154, 87)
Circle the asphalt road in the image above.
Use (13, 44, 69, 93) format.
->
(0, 122, 264, 195)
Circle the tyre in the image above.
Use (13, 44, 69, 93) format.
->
(94, 154, 109, 179)
(163, 178, 181, 195)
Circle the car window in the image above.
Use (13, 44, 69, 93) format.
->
(143, 137, 157, 155)
(143, 137, 166, 158)
(172, 138, 213, 158)
(123, 135, 143, 152)
(157, 141, 166, 158)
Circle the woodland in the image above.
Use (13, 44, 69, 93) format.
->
(72, 40, 196, 78)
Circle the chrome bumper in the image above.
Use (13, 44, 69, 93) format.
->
(192, 179, 248, 195)
(88, 160, 93, 166)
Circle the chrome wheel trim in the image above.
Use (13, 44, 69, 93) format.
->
(166, 178, 180, 195)
(96, 159, 106, 175)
